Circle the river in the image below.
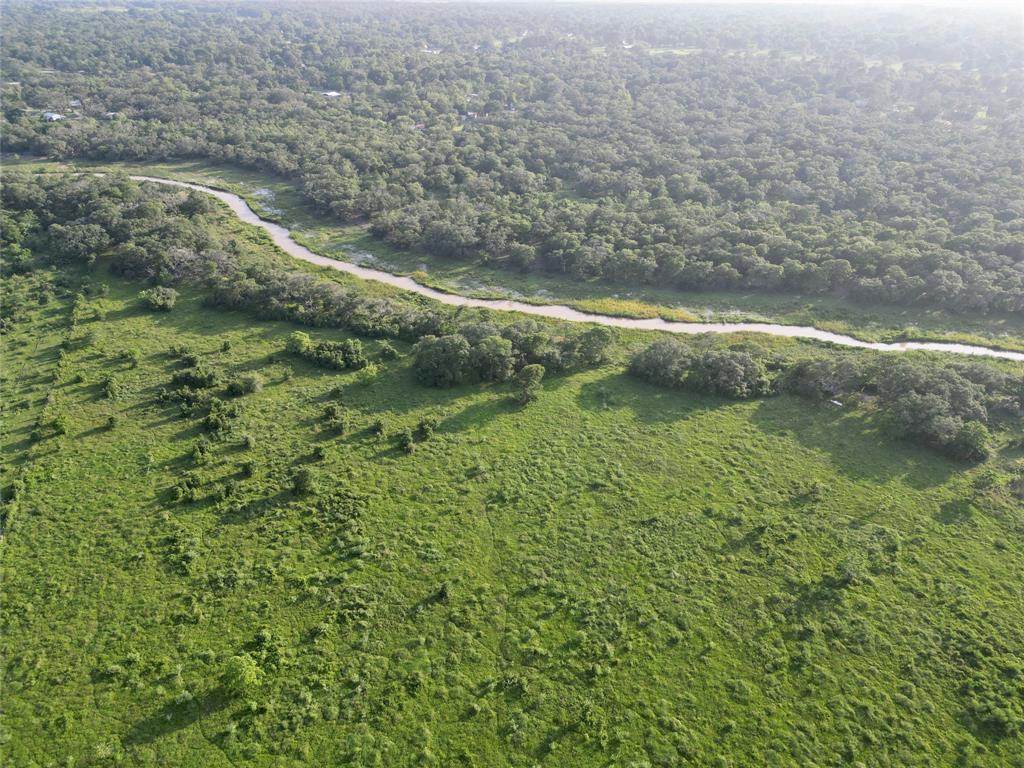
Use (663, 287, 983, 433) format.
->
(128, 175, 1024, 363)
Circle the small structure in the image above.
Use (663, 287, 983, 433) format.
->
(69, 99, 82, 108)
(829, 399, 843, 407)
(622, 41, 635, 50)
(319, 90, 342, 98)
(42, 111, 64, 121)
(103, 111, 119, 119)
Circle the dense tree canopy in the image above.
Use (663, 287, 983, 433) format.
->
(2, 1, 1022, 314)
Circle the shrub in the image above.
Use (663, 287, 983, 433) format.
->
(171, 364, 220, 389)
(576, 326, 614, 366)
(285, 332, 368, 371)
(119, 349, 140, 369)
(397, 429, 415, 454)
(222, 654, 261, 697)
(292, 467, 317, 496)
(227, 373, 263, 396)
(629, 341, 769, 399)
(378, 341, 400, 360)
(139, 286, 178, 311)
(950, 421, 992, 461)
(417, 416, 440, 440)
(102, 376, 126, 400)
(202, 398, 234, 434)
(286, 331, 312, 356)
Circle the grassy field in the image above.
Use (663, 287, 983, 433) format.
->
(9, 156, 1024, 353)
(3, 254, 1024, 765)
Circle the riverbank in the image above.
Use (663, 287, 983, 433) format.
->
(8, 156, 1024, 356)
(118, 173, 1023, 362)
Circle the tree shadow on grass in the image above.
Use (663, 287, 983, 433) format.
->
(123, 685, 232, 747)
(439, 393, 521, 435)
(749, 396, 957, 490)
(217, 489, 293, 527)
(936, 498, 976, 525)
(576, 372, 720, 424)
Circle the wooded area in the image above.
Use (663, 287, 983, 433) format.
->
(3, 2, 1022, 313)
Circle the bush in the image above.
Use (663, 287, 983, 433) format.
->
(227, 373, 263, 396)
(378, 341, 400, 360)
(397, 428, 415, 454)
(286, 331, 312, 356)
(139, 286, 178, 311)
(576, 327, 614, 366)
(629, 341, 769, 399)
(292, 467, 317, 496)
(950, 421, 992, 461)
(53, 413, 70, 436)
(417, 416, 440, 440)
(102, 376, 126, 400)
(222, 654, 261, 697)
(286, 333, 368, 371)
(171, 364, 220, 389)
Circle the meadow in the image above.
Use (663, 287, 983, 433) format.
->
(3, 256, 1023, 766)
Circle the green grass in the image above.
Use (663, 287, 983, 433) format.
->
(9, 155, 1024, 353)
(3, 258, 1023, 766)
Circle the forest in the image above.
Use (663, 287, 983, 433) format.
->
(2, 1, 1023, 315)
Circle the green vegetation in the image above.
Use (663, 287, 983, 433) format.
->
(2, 3, 1024, 765)
(2, 171, 1023, 768)
(3, 1, 1022, 327)
(4, 264, 1024, 766)
(139, 286, 178, 312)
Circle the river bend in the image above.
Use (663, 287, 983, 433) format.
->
(127, 175, 1024, 363)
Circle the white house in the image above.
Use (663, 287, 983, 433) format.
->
(42, 112, 64, 121)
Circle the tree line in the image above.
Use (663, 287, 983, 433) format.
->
(629, 338, 1023, 460)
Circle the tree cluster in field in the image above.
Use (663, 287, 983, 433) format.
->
(630, 338, 1023, 460)
(412, 323, 611, 388)
(285, 332, 368, 371)
(3, 3, 1021, 314)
